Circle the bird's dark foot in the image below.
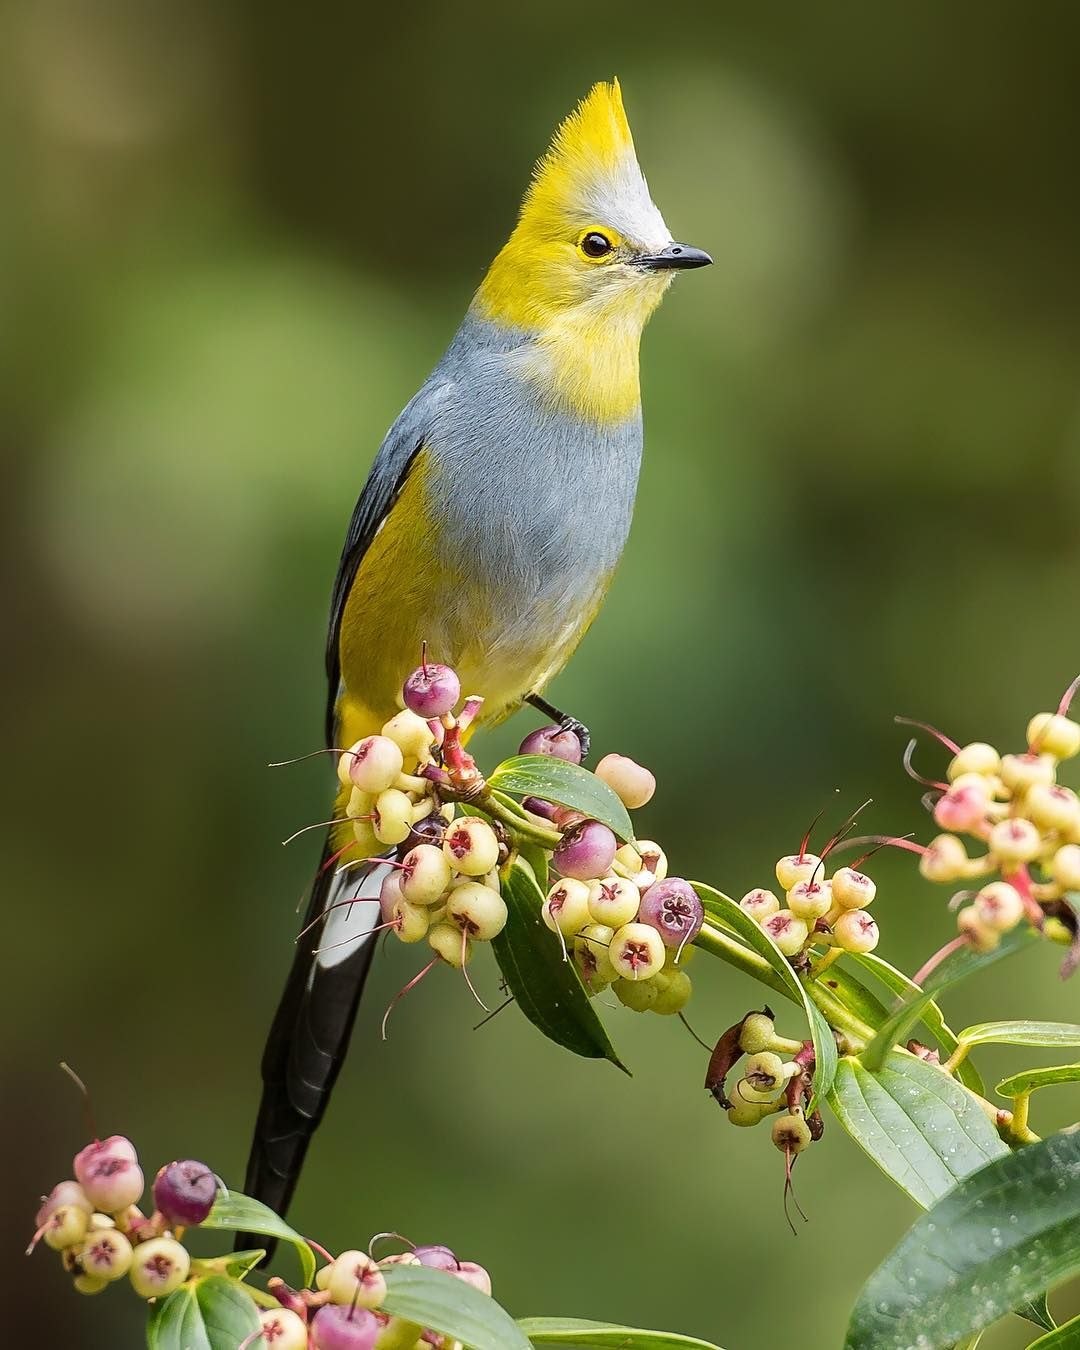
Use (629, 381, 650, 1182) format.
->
(525, 693, 591, 759)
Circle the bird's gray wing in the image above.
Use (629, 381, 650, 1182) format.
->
(323, 378, 449, 743)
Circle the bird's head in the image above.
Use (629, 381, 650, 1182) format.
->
(475, 80, 711, 337)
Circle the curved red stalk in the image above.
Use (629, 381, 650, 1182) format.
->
(894, 715, 961, 755)
(381, 958, 439, 1040)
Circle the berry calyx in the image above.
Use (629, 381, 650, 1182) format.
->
(542, 878, 592, 938)
(762, 910, 809, 956)
(988, 817, 1041, 864)
(43, 1204, 90, 1251)
(637, 878, 703, 949)
(831, 867, 877, 910)
(129, 1236, 191, 1299)
(79, 1227, 133, 1282)
(327, 1250, 387, 1310)
(402, 662, 461, 719)
(1025, 784, 1080, 834)
(786, 879, 833, 921)
(446, 882, 508, 940)
(442, 817, 500, 877)
(594, 754, 656, 809)
(259, 1308, 310, 1349)
(1000, 752, 1055, 793)
(771, 1112, 812, 1154)
(743, 1051, 787, 1095)
(586, 876, 641, 929)
(573, 924, 617, 988)
(972, 882, 1025, 932)
(739, 888, 780, 922)
(152, 1159, 218, 1228)
(775, 853, 822, 891)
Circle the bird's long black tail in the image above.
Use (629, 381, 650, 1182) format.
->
(241, 837, 387, 1231)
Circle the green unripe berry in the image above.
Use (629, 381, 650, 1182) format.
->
(400, 844, 453, 905)
(351, 816, 380, 855)
(442, 816, 500, 877)
(989, 817, 1042, 864)
(446, 881, 507, 940)
(727, 1098, 771, 1127)
(743, 1051, 786, 1094)
(44, 1204, 89, 1251)
(973, 881, 1025, 932)
(787, 879, 833, 921)
(1028, 713, 1080, 761)
(832, 867, 877, 910)
(739, 888, 780, 922)
(129, 1237, 190, 1299)
(1052, 844, 1080, 890)
(738, 1012, 776, 1054)
(542, 878, 592, 937)
(327, 1249, 387, 1309)
(947, 742, 1002, 781)
(651, 968, 691, 1015)
(614, 975, 660, 1012)
(373, 789, 414, 846)
(73, 1274, 107, 1296)
(346, 787, 375, 819)
(772, 1111, 812, 1154)
(832, 908, 880, 953)
(775, 853, 822, 891)
(573, 924, 616, 987)
(79, 1228, 133, 1282)
(428, 922, 471, 967)
(608, 922, 665, 980)
(762, 909, 809, 956)
(586, 876, 640, 928)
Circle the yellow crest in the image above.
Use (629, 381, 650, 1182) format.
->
(522, 79, 637, 223)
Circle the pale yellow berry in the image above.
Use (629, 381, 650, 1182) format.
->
(832, 909, 880, 953)
(586, 876, 640, 928)
(258, 1309, 308, 1350)
(775, 853, 822, 891)
(727, 1098, 771, 1127)
(391, 895, 431, 943)
(989, 817, 1042, 864)
(1027, 713, 1080, 761)
(613, 975, 660, 1012)
(327, 1249, 387, 1309)
(573, 923, 617, 987)
(43, 1205, 88, 1251)
(947, 742, 1002, 780)
(594, 753, 656, 809)
(542, 878, 592, 938)
(347, 735, 405, 794)
(832, 867, 877, 910)
(608, 922, 666, 980)
(442, 816, 500, 877)
(400, 844, 453, 905)
(772, 1112, 812, 1153)
(346, 786, 375, 819)
(651, 968, 692, 1015)
(446, 881, 507, 940)
(352, 817, 380, 855)
(787, 879, 833, 921)
(73, 1274, 107, 1296)
(1000, 752, 1055, 793)
(762, 910, 809, 956)
(1024, 784, 1080, 835)
(129, 1237, 190, 1299)
(739, 888, 780, 921)
(382, 709, 436, 762)
(958, 906, 1001, 952)
(920, 834, 968, 882)
(1052, 844, 1080, 891)
(973, 881, 1025, 932)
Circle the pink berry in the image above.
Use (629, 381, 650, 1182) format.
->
(637, 878, 703, 948)
(402, 663, 461, 718)
(553, 820, 617, 880)
(594, 754, 656, 809)
(933, 782, 989, 832)
(454, 1261, 493, 1296)
(152, 1160, 218, 1227)
(309, 1305, 379, 1350)
(518, 724, 582, 764)
(74, 1137, 144, 1213)
(36, 1181, 91, 1227)
(413, 1243, 458, 1270)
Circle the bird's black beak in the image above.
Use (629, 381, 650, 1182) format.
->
(638, 242, 713, 271)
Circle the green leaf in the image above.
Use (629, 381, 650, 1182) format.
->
(845, 1130, 1080, 1350)
(382, 1263, 531, 1350)
(692, 883, 837, 1105)
(146, 1276, 259, 1350)
(191, 1250, 266, 1281)
(492, 858, 628, 1073)
(1028, 1313, 1080, 1347)
(861, 925, 1039, 1072)
(827, 1051, 1006, 1209)
(847, 952, 985, 1095)
(517, 1316, 724, 1347)
(201, 1191, 316, 1287)
(957, 1020, 1080, 1050)
(488, 756, 633, 840)
(997, 1062, 1080, 1097)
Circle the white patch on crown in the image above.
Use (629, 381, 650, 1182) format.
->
(580, 153, 671, 253)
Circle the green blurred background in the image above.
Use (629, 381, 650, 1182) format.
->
(5, 2, 1080, 1345)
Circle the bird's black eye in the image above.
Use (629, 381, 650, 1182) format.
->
(580, 231, 613, 259)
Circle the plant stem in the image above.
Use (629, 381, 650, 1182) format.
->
(942, 1041, 972, 1077)
(695, 922, 791, 999)
(803, 976, 875, 1049)
(472, 791, 561, 848)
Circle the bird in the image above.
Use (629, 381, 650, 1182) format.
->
(242, 78, 711, 1225)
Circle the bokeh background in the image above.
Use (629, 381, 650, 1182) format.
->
(5, 3, 1080, 1346)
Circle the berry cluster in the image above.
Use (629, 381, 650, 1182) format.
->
(739, 843, 880, 968)
(908, 682, 1080, 960)
(29, 1134, 217, 1300)
(30, 1131, 492, 1349)
(261, 1241, 492, 1350)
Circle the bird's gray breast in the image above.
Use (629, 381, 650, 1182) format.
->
(422, 317, 643, 623)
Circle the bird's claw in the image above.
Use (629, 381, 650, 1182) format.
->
(559, 715, 591, 760)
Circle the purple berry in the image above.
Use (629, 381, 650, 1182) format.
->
(413, 1243, 458, 1271)
(399, 810, 448, 856)
(638, 878, 704, 948)
(152, 1159, 218, 1227)
(310, 1304, 379, 1350)
(518, 724, 582, 764)
(402, 663, 461, 718)
(522, 796, 559, 821)
(553, 820, 617, 880)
